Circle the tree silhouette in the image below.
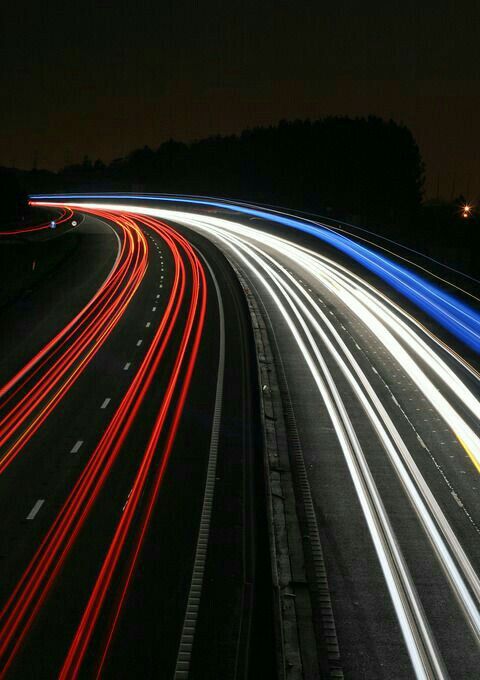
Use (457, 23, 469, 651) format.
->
(3, 116, 426, 235)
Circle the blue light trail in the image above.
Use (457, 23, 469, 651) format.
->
(30, 193, 480, 352)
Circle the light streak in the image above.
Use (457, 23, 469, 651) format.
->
(0, 213, 208, 678)
(61, 216, 207, 678)
(23, 196, 480, 676)
(31, 194, 480, 352)
(0, 210, 148, 475)
(0, 208, 73, 235)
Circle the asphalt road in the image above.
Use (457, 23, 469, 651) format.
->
(245, 239, 480, 679)
(60, 196, 479, 680)
(0, 211, 274, 678)
(0, 213, 117, 385)
(11, 194, 480, 679)
(171, 206, 480, 680)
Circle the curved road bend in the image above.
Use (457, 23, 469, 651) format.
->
(0, 210, 273, 678)
(0, 213, 118, 386)
(170, 208, 480, 680)
(27, 197, 480, 678)
(58, 199, 479, 680)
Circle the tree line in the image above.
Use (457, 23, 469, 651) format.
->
(3, 116, 425, 232)
(5, 115, 477, 282)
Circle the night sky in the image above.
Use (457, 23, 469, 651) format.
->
(2, 1, 480, 198)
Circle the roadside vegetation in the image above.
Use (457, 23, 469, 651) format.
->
(2, 116, 478, 279)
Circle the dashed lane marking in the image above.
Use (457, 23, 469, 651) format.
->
(26, 499, 45, 520)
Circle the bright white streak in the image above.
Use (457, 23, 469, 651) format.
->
(38, 201, 480, 455)
(37, 199, 480, 673)
(197, 223, 445, 678)
(213, 226, 480, 640)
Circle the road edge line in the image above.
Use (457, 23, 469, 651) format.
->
(173, 254, 226, 679)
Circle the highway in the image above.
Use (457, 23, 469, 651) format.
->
(0, 194, 479, 678)
(0, 208, 274, 678)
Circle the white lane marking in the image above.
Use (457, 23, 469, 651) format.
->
(137, 339, 143, 346)
(71, 440, 84, 453)
(146, 322, 151, 328)
(152, 307, 157, 312)
(124, 362, 131, 371)
(174, 251, 226, 678)
(452, 492, 464, 508)
(26, 499, 45, 520)
(155, 294, 160, 299)
(122, 487, 133, 512)
(101, 398, 111, 409)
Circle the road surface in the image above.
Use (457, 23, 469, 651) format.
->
(0, 208, 274, 678)
(1, 194, 479, 678)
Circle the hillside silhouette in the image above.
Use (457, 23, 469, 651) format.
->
(3, 115, 478, 279)
(5, 117, 422, 224)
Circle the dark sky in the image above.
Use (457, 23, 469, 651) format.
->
(2, 1, 480, 198)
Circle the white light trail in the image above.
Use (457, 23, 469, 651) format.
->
(35, 199, 480, 678)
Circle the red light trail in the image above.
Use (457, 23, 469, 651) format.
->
(0, 208, 74, 235)
(0, 208, 208, 678)
(0, 209, 148, 475)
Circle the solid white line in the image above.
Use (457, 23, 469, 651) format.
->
(174, 252, 226, 679)
(26, 499, 45, 520)
(101, 398, 111, 409)
(70, 440, 83, 453)
(124, 362, 131, 370)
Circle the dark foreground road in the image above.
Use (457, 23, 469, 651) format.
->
(0, 211, 274, 678)
(30, 196, 480, 680)
(5, 193, 480, 679)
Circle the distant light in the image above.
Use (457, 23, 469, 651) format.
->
(50, 220, 56, 229)
(71, 220, 77, 226)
